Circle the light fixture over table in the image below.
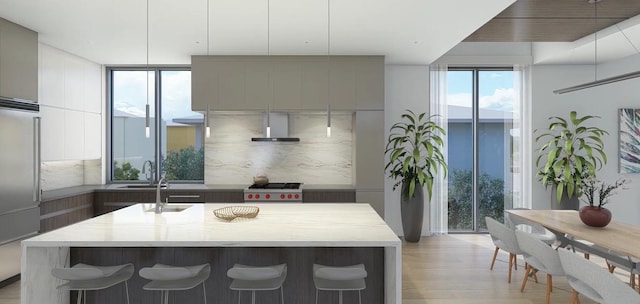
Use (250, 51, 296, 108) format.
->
(554, 0, 640, 94)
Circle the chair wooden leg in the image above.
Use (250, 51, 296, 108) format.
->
(508, 253, 514, 283)
(606, 260, 616, 273)
(532, 269, 538, 283)
(546, 274, 552, 304)
(569, 289, 579, 304)
(513, 254, 518, 270)
(583, 253, 590, 260)
(520, 264, 530, 292)
(490, 247, 499, 270)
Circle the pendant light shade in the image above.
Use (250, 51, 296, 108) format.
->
(144, 0, 150, 138)
(326, 104, 331, 137)
(204, 0, 211, 138)
(266, 104, 271, 138)
(145, 104, 150, 138)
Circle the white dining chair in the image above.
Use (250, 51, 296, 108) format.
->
(505, 208, 556, 245)
(485, 216, 523, 283)
(515, 230, 565, 304)
(558, 249, 640, 304)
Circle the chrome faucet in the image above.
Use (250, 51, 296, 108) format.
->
(142, 160, 154, 185)
(155, 175, 170, 214)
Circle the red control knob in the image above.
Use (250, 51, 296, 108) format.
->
(248, 194, 253, 199)
(287, 194, 292, 199)
(294, 194, 299, 199)
(280, 194, 285, 199)
(255, 194, 260, 199)
(265, 194, 271, 199)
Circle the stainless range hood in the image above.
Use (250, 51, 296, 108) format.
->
(251, 112, 300, 142)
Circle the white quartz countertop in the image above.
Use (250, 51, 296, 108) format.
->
(24, 203, 400, 247)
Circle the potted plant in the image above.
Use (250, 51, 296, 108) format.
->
(534, 111, 608, 210)
(579, 177, 629, 227)
(385, 110, 447, 242)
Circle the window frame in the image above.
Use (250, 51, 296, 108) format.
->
(106, 66, 202, 184)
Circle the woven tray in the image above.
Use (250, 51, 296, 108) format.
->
(213, 206, 260, 221)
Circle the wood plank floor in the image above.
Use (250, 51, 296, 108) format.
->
(0, 234, 628, 303)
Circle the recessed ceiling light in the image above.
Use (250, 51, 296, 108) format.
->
(413, 40, 420, 45)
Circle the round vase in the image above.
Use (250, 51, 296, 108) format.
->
(579, 206, 612, 228)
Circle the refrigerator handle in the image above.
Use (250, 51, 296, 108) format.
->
(33, 117, 41, 203)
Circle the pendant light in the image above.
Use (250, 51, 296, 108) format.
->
(553, 0, 640, 94)
(204, 0, 211, 138)
(266, 0, 271, 138)
(144, 0, 150, 138)
(326, 0, 331, 138)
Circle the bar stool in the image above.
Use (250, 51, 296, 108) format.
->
(51, 263, 134, 304)
(139, 263, 210, 304)
(226, 263, 287, 304)
(313, 264, 367, 304)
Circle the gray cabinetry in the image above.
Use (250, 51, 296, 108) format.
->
(192, 55, 383, 112)
(0, 18, 37, 101)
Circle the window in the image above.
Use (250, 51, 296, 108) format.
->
(447, 68, 520, 232)
(108, 68, 204, 183)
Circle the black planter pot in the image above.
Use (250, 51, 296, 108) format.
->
(401, 184, 424, 242)
(550, 185, 580, 210)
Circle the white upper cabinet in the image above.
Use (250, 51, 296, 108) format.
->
(39, 43, 103, 161)
(0, 18, 37, 102)
(192, 55, 383, 112)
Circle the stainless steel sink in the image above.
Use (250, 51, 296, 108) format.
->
(144, 204, 192, 213)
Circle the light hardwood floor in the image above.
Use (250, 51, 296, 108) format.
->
(0, 234, 627, 303)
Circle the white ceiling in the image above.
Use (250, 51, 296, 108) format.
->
(2, 0, 639, 66)
(0, 0, 518, 65)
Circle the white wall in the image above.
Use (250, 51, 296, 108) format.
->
(384, 65, 430, 236)
(531, 55, 640, 225)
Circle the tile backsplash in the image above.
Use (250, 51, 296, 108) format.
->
(41, 159, 102, 191)
(205, 112, 353, 185)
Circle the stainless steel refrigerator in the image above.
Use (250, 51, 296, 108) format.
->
(0, 97, 40, 283)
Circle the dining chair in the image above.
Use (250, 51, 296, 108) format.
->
(485, 216, 523, 283)
(597, 246, 640, 292)
(515, 230, 565, 304)
(505, 208, 556, 245)
(558, 249, 640, 304)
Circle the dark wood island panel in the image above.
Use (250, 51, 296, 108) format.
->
(71, 247, 384, 304)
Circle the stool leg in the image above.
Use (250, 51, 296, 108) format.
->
(124, 281, 130, 304)
(280, 286, 284, 304)
(251, 290, 256, 304)
(315, 289, 318, 304)
(237, 291, 241, 304)
(359, 290, 362, 304)
(202, 282, 207, 304)
(339, 290, 343, 304)
(76, 290, 82, 304)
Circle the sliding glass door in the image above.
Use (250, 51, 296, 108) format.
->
(447, 68, 519, 232)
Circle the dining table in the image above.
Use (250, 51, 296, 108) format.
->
(506, 209, 640, 268)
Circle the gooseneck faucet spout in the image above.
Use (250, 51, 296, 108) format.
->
(142, 160, 153, 185)
(155, 175, 169, 214)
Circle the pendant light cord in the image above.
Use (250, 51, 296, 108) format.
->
(594, 1, 598, 81)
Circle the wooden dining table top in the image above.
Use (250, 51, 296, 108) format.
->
(506, 209, 640, 259)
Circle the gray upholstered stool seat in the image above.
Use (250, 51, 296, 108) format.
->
(313, 263, 367, 304)
(227, 263, 287, 304)
(139, 263, 210, 304)
(51, 263, 134, 304)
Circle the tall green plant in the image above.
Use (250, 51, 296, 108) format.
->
(385, 110, 447, 199)
(535, 111, 608, 201)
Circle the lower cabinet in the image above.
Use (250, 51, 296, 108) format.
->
(40, 193, 94, 233)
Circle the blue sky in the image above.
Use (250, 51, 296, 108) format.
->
(447, 70, 516, 112)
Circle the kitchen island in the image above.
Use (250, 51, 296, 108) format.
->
(22, 203, 401, 304)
